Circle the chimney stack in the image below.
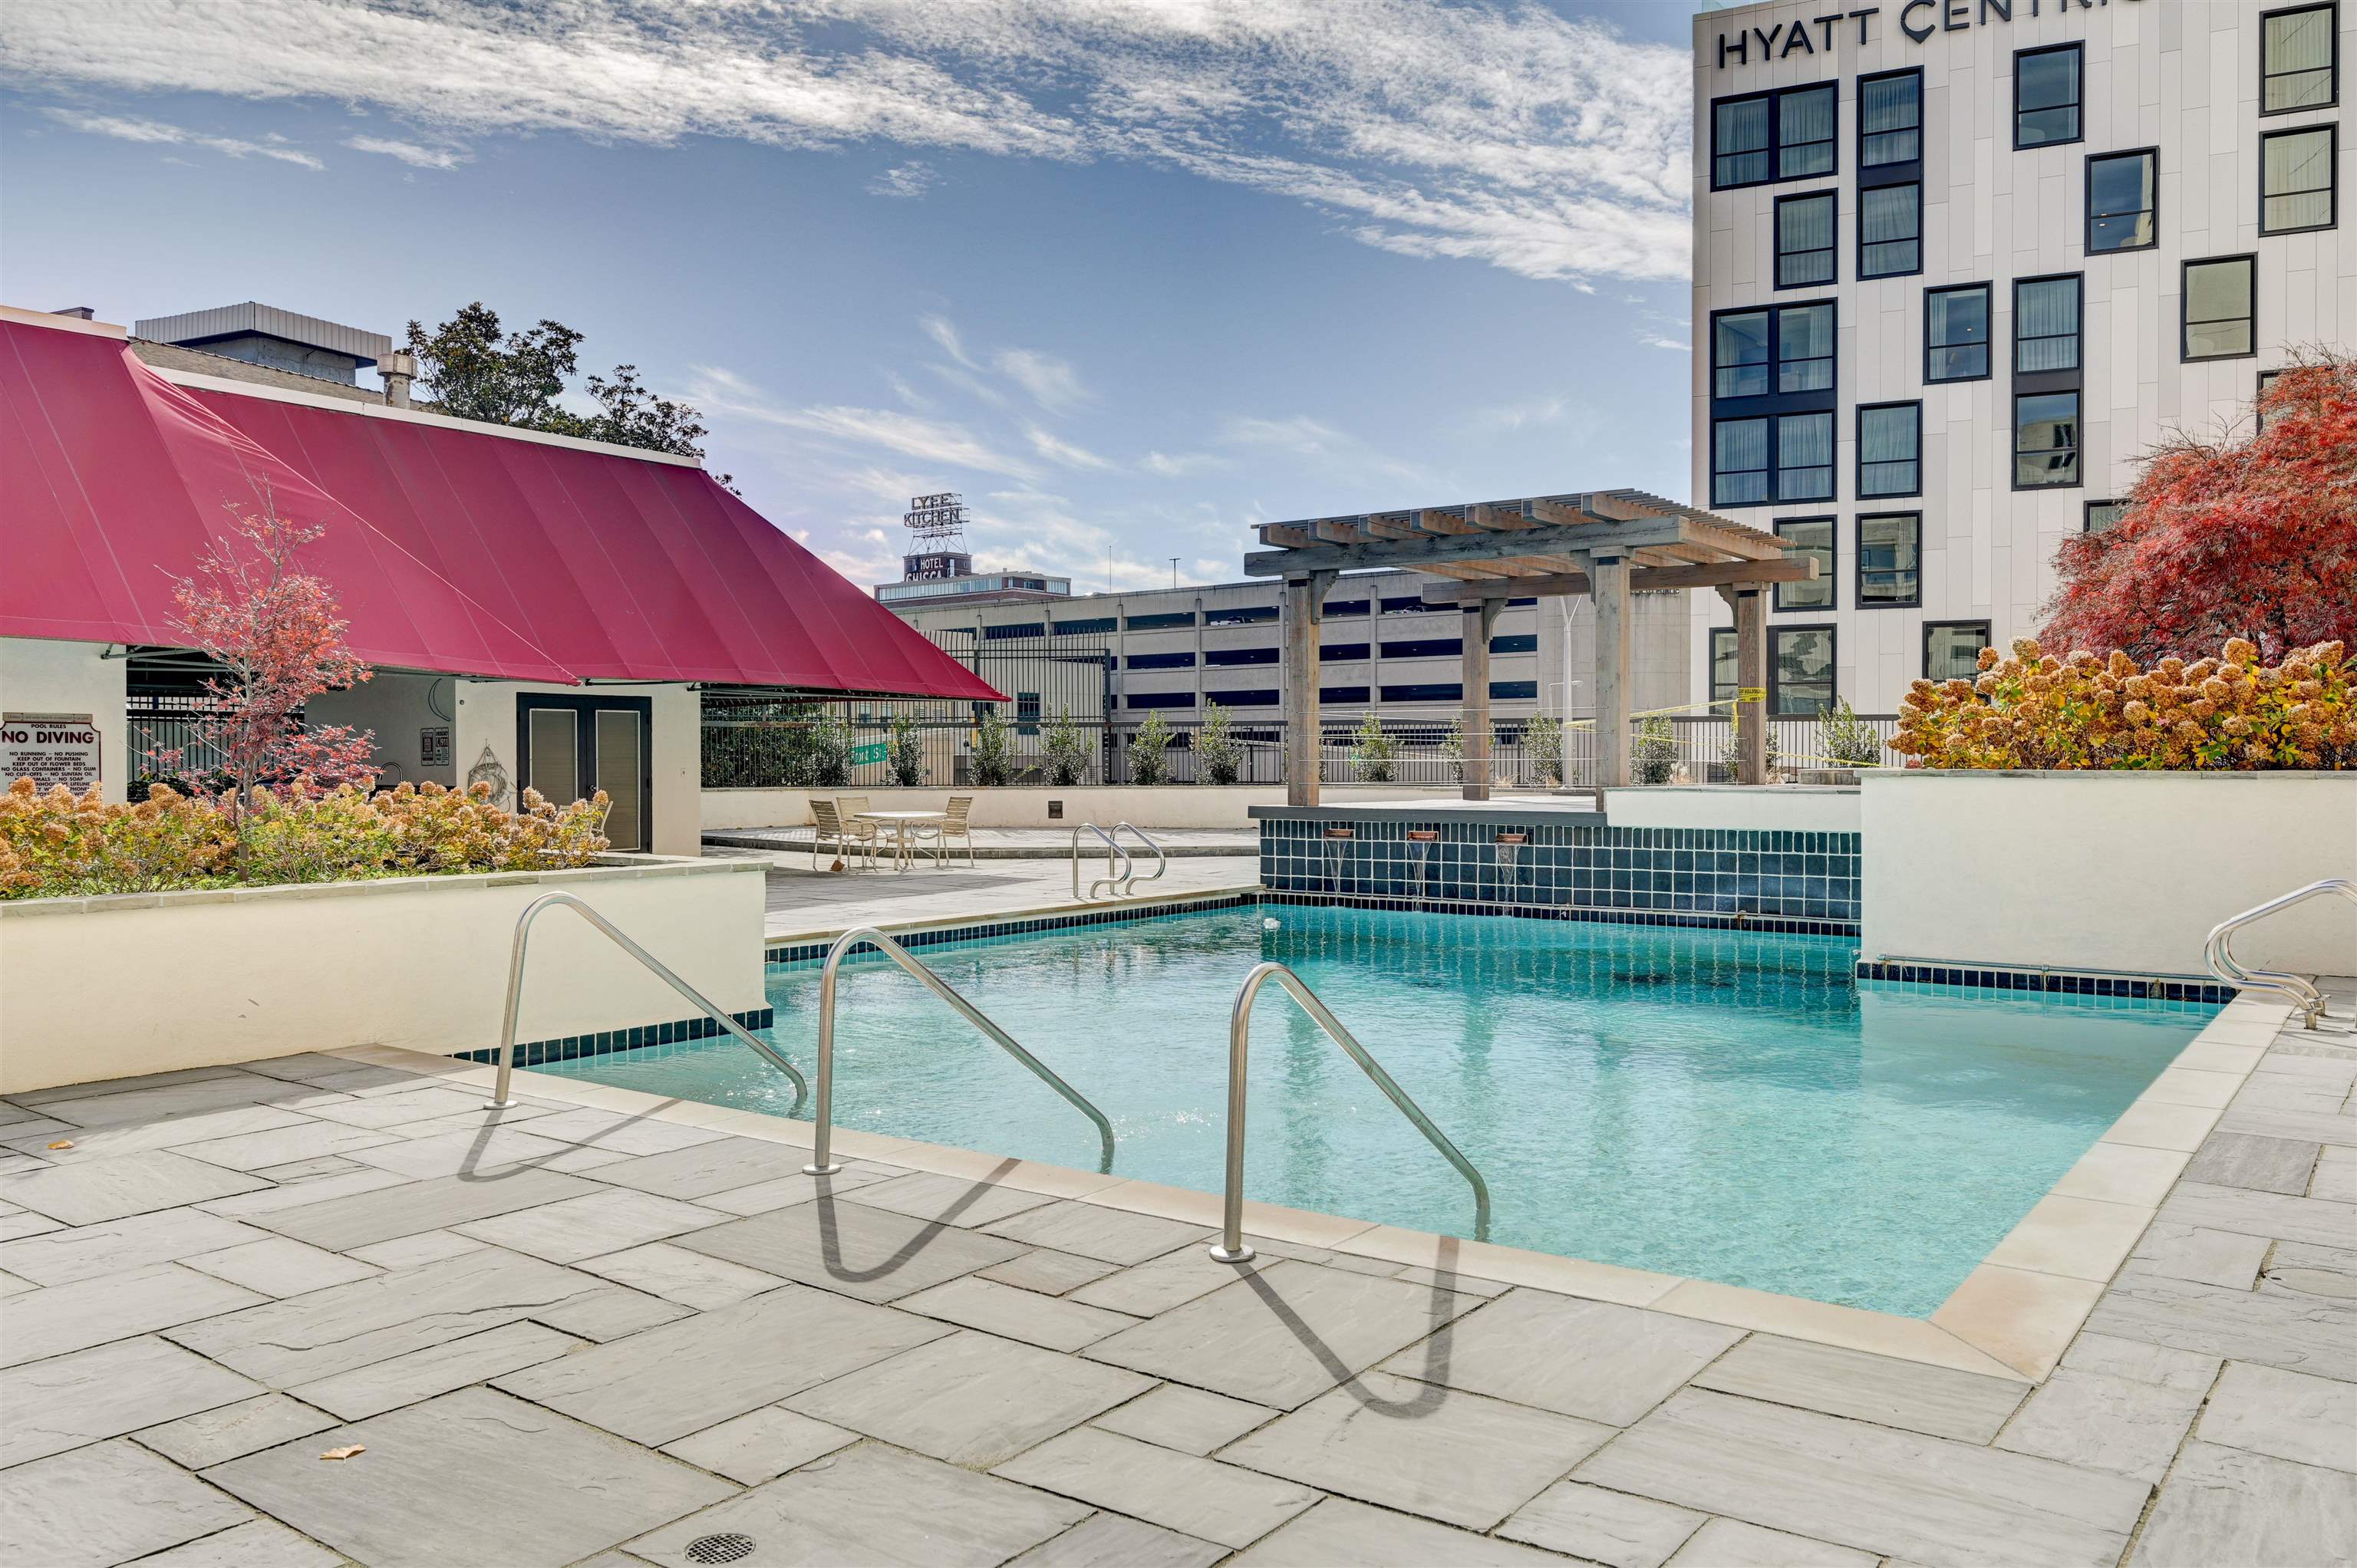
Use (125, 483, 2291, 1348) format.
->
(379, 350, 417, 409)
(51, 305, 95, 320)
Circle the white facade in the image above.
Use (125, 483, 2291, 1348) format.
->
(1690, 0, 2354, 715)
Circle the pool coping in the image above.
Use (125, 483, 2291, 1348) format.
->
(369, 901, 2291, 1388)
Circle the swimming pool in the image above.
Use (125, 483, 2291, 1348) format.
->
(539, 902, 2216, 1316)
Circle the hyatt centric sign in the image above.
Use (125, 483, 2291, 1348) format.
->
(1710, 0, 2141, 69)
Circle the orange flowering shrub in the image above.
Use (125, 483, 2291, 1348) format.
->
(0, 779, 610, 900)
(1892, 637, 2354, 771)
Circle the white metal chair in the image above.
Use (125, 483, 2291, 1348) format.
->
(913, 795, 976, 868)
(809, 799, 877, 873)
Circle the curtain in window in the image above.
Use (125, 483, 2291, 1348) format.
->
(1858, 406, 1919, 495)
(1777, 305, 1835, 393)
(2263, 129, 2333, 231)
(1714, 420, 1769, 504)
(1860, 185, 1919, 275)
(2266, 8, 2336, 111)
(2016, 278, 2080, 371)
(1716, 99, 1772, 183)
(1778, 196, 1834, 284)
(1779, 87, 1835, 176)
(1776, 414, 1833, 501)
(2184, 261, 2253, 358)
(1861, 74, 1920, 164)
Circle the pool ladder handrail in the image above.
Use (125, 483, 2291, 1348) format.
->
(1109, 822, 1168, 895)
(487, 891, 808, 1111)
(804, 926, 1117, 1175)
(2205, 878, 2355, 1031)
(1209, 961, 1491, 1262)
(1070, 822, 1135, 901)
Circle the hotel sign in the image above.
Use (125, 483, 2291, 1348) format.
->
(1709, 0, 2138, 69)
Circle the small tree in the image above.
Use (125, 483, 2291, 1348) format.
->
(1043, 707, 1091, 786)
(154, 500, 380, 875)
(1350, 711, 1396, 782)
(971, 707, 1014, 787)
(1633, 716, 1678, 784)
(1523, 713, 1565, 786)
(807, 712, 852, 788)
(1129, 711, 1172, 786)
(1721, 709, 1780, 779)
(1816, 700, 1885, 767)
(888, 713, 925, 787)
(2042, 351, 2356, 662)
(1198, 701, 1242, 786)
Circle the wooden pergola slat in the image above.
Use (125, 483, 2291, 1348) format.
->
(1245, 486, 1797, 802)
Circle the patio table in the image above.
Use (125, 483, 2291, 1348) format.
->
(855, 810, 948, 871)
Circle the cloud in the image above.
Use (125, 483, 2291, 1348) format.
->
(1025, 424, 1116, 471)
(5, 1, 1691, 284)
(1219, 412, 1438, 490)
(687, 365, 1037, 478)
(869, 160, 937, 197)
(1469, 395, 1568, 435)
(994, 348, 1087, 413)
(918, 314, 977, 368)
(41, 107, 322, 168)
(1639, 334, 1686, 352)
(1141, 450, 1222, 478)
(344, 134, 467, 169)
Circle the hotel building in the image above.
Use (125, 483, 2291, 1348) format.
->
(1689, 0, 2351, 715)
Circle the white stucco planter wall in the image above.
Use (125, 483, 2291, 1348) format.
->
(1862, 772, 2357, 979)
(1604, 785, 1861, 834)
(703, 784, 1471, 832)
(0, 857, 766, 1093)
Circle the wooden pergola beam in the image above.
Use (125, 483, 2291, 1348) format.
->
(1416, 556, 1818, 603)
(1244, 516, 1686, 577)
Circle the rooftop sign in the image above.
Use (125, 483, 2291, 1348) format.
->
(1709, 0, 2138, 70)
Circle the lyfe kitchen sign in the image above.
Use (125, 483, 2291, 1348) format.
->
(2, 713, 102, 794)
(1709, 0, 2140, 69)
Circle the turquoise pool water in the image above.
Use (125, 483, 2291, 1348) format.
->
(541, 904, 2216, 1316)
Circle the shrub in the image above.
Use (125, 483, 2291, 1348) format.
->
(1043, 707, 1091, 786)
(1129, 711, 1172, 786)
(1719, 710, 1779, 778)
(971, 707, 1014, 787)
(1816, 700, 1886, 768)
(1199, 701, 1242, 786)
(1350, 711, 1396, 782)
(1634, 716, 1677, 785)
(807, 713, 852, 788)
(888, 714, 925, 787)
(1891, 637, 2355, 770)
(0, 778, 610, 901)
(1522, 714, 1564, 786)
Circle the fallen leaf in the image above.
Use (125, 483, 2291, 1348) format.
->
(319, 1445, 366, 1461)
(45, 1141, 72, 1151)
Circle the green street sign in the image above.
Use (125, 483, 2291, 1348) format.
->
(849, 741, 890, 766)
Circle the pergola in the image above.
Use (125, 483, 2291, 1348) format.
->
(1242, 489, 1815, 804)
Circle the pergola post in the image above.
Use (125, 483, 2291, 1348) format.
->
(1720, 585, 1769, 786)
(1282, 572, 1333, 806)
(1459, 598, 1502, 800)
(1586, 549, 1633, 789)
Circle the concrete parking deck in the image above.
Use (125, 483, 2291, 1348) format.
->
(0, 992, 2349, 1566)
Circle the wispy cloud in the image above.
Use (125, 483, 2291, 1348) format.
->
(41, 107, 322, 168)
(688, 365, 1037, 478)
(994, 348, 1087, 413)
(344, 134, 467, 170)
(1219, 412, 1438, 489)
(1025, 424, 1115, 471)
(1141, 450, 1222, 479)
(5, 1, 1691, 283)
(919, 314, 977, 369)
(869, 160, 937, 197)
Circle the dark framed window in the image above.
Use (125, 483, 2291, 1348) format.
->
(2262, 3, 2339, 114)
(1016, 691, 1041, 733)
(1777, 302, 1836, 392)
(1318, 686, 1371, 705)
(1860, 68, 1923, 166)
(1709, 628, 1739, 703)
(1712, 417, 1770, 506)
(1489, 634, 1540, 654)
(1127, 691, 1194, 709)
(1924, 621, 1992, 681)
(1775, 518, 1835, 611)
(2085, 499, 2131, 532)
(1053, 617, 1116, 636)
(1926, 284, 1993, 381)
(2015, 391, 2082, 488)
(1318, 642, 1371, 662)
(2262, 125, 2337, 233)
(1714, 309, 1772, 397)
(1858, 403, 1922, 498)
(2015, 44, 2083, 149)
(1204, 645, 1277, 666)
(2259, 369, 2286, 431)
(1713, 303, 1837, 398)
(981, 622, 1046, 640)
(1857, 513, 1922, 607)
(1489, 680, 1540, 701)
(1380, 637, 1464, 660)
(2014, 275, 2083, 373)
(1205, 604, 1277, 625)
(2183, 255, 2256, 361)
(1323, 599, 1370, 617)
(1126, 650, 1195, 669)
(1776, 192, 1837, 288)
(1713, 84, 1838, 188)
(1777, 412, 1835, 502)
(2088, 150, 2159, 252)
(1859, 183, 1922, 278)
(1125, 611, 1195, 630)
(1770, 626, 1838, 716)
(1205, 689, 1281, 707)
(1379, 683, 1463, 704)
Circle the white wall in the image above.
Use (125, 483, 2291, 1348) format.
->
(1606, 785, 1861, 833)
(704, 784, 1476, 833)
(0, 637, 130, 803)
(0, 858, 766, 1093)
(1862, 772, 2357, 977)
(453, 681, 702, 856)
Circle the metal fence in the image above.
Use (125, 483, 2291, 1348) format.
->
(125, 697, 235, 782)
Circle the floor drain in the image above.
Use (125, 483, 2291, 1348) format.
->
(684, 1534, 757, 1565)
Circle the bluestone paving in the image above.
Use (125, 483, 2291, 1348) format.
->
(2193, 1361, 2357, 1472)
(0, 1205, 268, 1285)
(1380, 1288, 1742, 1427)
(584, 1133, 819, 1199)
(993, 1426, 1323, 1548)
(1225, 1496, 1571, 1566)
(134, 1518, 345, 1568)
(895, 1272, 1139, 1351)
(1689, 1333, 2026, 1442)
(203, 1387, 736, 1568)
(852, 1168, 1062, 1227)
(570, 1238, 789, 1307)
(1664, 1517, 1877, 1566)
(671, 1192, 1028, 1302)
(288, 1319, 585, 1419)
(2, 1102, 312, 1161)
(656, 1405, 857, 1485)
(1004, 1510, 1228, 1568)
(0, 1148, 270, 1224)
(172, 1119, 404, 1172)
(2129, 1441, 2357, 1566)
(1091, 1382, 1274, 1455)
(0, 1261, 265, 1367)
(132, 1394, 340, 1469)
(0, 1336, 259, 1467)
(982, 1199, 1212, 1264)
(0, 1439, 253, 1568)
(249, 1166, 602, 1250)
(181, 1235, 383, 1297)
(448, 1187, 726, 1263)
(1497, 1480, 1706, 1568)
(1992, 1368, 2206, 1482)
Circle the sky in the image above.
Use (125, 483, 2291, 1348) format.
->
(1, 0, 1701, 595)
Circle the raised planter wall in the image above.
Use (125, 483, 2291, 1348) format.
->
(1604, 785, 1861, 834)
(1861, 772, 2357, 979)
(0, 858, 767, 1093)
(703, 784, 1472, 833)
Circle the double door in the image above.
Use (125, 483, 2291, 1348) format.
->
(517, 695, 650, 852)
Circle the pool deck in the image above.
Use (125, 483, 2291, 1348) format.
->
(2, 983, 2349, 1566)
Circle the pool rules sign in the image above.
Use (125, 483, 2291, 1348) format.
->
(1, 713, 101, 794)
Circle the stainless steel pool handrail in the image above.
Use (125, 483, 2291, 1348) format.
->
(804, 925, 1117, 1175)
(1208, 962, 1490, 1262)
(1070, 822, 1134, 901)
(1109, 822, 1168, 896)
(2205, 878, 2355, 1030)
(487, 892, 807, 1111)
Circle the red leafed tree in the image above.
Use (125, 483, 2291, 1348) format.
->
(156, 496, 380, 828)
(2042, 351, 2357, 663)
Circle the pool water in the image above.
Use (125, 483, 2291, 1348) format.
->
(541, 904, 2215, 1316)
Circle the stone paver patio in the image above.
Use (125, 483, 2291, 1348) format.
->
(1, 989, 2351, 1566)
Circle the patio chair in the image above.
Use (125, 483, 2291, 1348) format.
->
(808, 799, 877, 873)
(913, 795, 976, 869)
